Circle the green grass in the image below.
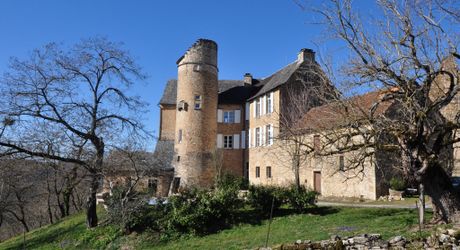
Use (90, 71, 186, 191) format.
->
(0, 207, 432, 250)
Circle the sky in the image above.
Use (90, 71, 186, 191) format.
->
(0, 0, 351, 148)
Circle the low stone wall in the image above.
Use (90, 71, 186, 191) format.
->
(260, 228, 460, 249)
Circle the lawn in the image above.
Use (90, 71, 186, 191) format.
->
(0, 207, 431, 250)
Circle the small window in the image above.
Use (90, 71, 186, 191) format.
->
(194, 95, 202, 110)
(224, 111, 235, 123)
(314, 135, 321, 153)
(266, 94, 272, 114)
(266, 125, 273, 146)
(178, 129, 183, 143)
(177, 155, 180, 162)
(339, 155, 345, 171)
(255, 127, 261, 147)
(224, 135, 233, 149)
(172, 177, 180, 194)
(255, 99, 261, 117)
(255, 166, 260, 178)
(266, 166, 272, 178)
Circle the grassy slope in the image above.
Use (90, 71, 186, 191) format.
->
(0, 207, 431, 250)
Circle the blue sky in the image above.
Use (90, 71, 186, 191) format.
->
(0, 0, 349, 145)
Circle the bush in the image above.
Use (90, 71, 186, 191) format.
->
(105, 187, 152, 234)
(165, 183, 242, 236)
(286, 185, 317, 212)
(389, 177, 406, 191)
(247, 185, 286, 214)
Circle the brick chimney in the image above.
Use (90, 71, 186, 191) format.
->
(297, 48, 315, 63)
(243, 73, 253, 85)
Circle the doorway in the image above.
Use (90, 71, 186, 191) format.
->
(313, 171, 322, 194)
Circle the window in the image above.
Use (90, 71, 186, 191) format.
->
(266, 93, 272, 113)
(194, 95, 202, 110)
(266, 166, 272, 178)
(339, 155, 345, 171)
(244, 162, 249, 179)
(266, 124, 273, 146)
(255, 99, 261, 117)
(178, 129, 183, 143)
(171, 177, 180, 194)
(255, 127, 261, 147)
(177, 155, 180, 162)
(224, 135, 233, 149)
(314, 135, 321, 153)
(224, 111, 235, 123)
(255, 166, 260, 178)
(148, 179, 158, 194)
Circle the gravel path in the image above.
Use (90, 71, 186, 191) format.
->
(317, 201, 432, 210)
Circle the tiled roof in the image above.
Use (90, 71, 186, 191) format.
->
(296, 90, 394, 131)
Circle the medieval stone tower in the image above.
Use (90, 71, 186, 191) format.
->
(173, 39, 219, 189)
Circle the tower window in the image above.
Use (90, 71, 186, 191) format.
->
(194, 95, 202, 110)
(178, 129, 183, 143)
(339, 155, 345, 171)
(223, 111, 235, 123)
(266, 166, 272, 178)
(255, 166, 260, 178)
(224, 135, 233, 149)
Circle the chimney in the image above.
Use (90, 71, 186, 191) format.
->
(243, 73, 253, 85)
(297, 48, 315, 63)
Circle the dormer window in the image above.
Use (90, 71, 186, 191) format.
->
(194, 95, 202, 110)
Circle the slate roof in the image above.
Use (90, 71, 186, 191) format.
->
(153, 139, 175, 171)
(159, 79, 261, 105)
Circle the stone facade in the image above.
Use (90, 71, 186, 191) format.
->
(155, 39, 460, 200)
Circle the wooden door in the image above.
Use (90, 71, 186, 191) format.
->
(314, 171, 321, 194)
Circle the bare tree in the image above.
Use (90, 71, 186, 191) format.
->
(295, 0, 460, 223)
(0, 37, 148, 228)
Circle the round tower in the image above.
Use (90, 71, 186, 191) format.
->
(174, 39, 218, 189)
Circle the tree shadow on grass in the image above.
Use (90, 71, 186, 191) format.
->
(4, 223, 82, 250)
(233, 206, 340, 227)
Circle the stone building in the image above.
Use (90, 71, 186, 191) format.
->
(155, 39, 460, 200)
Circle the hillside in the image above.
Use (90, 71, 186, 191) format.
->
(0, 206, 431, 249)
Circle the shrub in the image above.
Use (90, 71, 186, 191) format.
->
(389, 177, 406, 191)
(247, 185, 286, 214)
(105, 186, 152, 234)
(165, 184, 242, 236)
(286, 185, 317, 212)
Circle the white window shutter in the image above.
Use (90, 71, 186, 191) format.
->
(253, 101, 256, 118)
(235, 110, 241, 123)
(245, 103, 249, 120)
(241, 131, 246, 149)
(261, 126, 265, 146)
(248, 129, 252, 148)
(217, 134, 223, 148)
(233, 134, 240, 149)
(217, 109, 223, 123)
(261, 96, 266, 115)
(270, 92, 274, 113)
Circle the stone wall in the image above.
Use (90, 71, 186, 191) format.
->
(159, 105, 176, 141)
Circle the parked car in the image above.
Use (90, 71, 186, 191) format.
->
(452, 177, 460, 191)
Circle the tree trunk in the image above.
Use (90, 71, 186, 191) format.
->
(422, 165, 460, 223)
(86, 172, 99, 228)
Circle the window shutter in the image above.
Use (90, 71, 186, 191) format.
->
(217, 134, 223, 148)
(261, 126, 265, 146)
(262, 96, 266, 115)
(241, 131, 246, 149)
(269, 125, 274, 145)
(245, 103, 249, 120)
(235, 110, 241, 123)
(270, 92, 274, 113)
(253, 101, 256, 118)
(233, 134, 240, 149)
(248, 129, 252, 148)
(217, 109, 223, 123)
